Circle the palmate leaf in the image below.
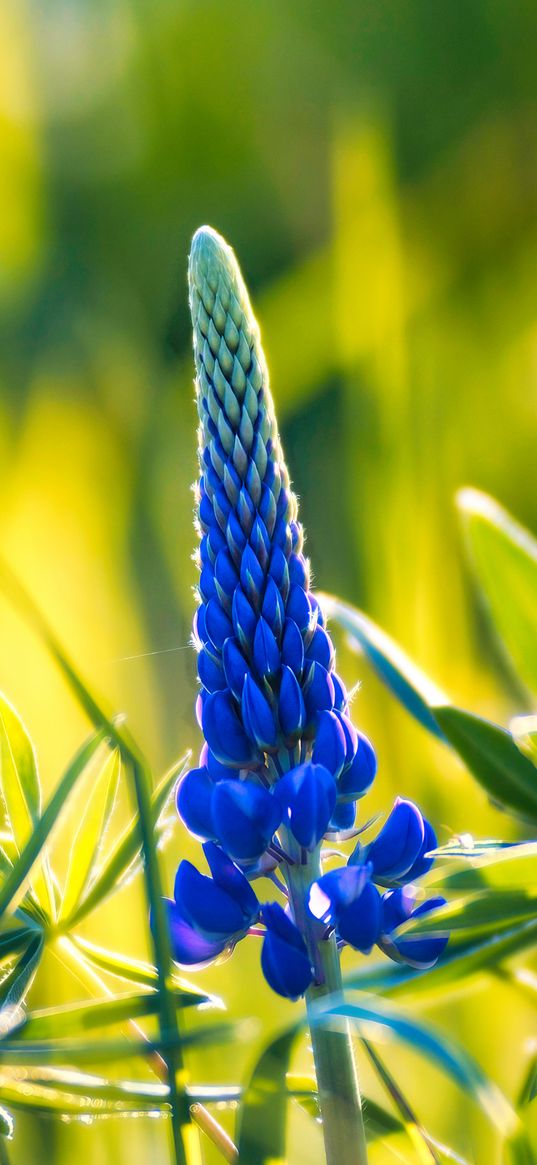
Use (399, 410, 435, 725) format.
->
(59, 746, 120, 922)
(0, 694, 54, 919)
(458, 489, 537, 701)
(323, 595, 537, 821)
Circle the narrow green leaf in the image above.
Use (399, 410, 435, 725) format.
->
(11, 986, 208, 1042)
(458, 489, 537, 700)
(429, 841, 537, 894)
(346, 919, 537, 998)
(362, 1040, 440, 1164)
(397, 889, 537, 940)
(0, 730, 105, 921)
(511, 715, 537, 765)
(0, 932, 44, 1015)
(505, 1128, 537, 1165)
(65, 754, 188, 927)
(288, 1070, 405, 1143)
(70, 936, 213, 1004)
(60, 747, 120, 921)
(320, 595, 447, 738)
(0, 695, 53, 916)
(320, 991, 517, 1137)
(435, 706, 537, 821)
(0, 1023, 235, 1066)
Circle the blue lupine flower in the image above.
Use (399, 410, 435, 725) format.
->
(261, 903, 314, 999)
(169, 842, 259, 965)
(308, 866, 382, 953)
(170, 226, 448, 997)
(379, 886, 449, 969)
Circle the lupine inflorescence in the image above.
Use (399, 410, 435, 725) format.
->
(167, 226, 448, 999)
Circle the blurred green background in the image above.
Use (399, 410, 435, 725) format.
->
(1, 1, 537, 1162)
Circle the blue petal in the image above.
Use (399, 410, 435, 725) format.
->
(260, 903, 313, 999)
(212, 780, 281, 861)
(327, 800, 356, 832)
(386, 895, 449, 968)
(199, 564, 217, 602)
(250, 516, 271, 569)
(201, 744, 235, 781)
(222, 637, 251, 699)
(278, 665, 306, 742)
(312, 710, 347, 778)
(308, 866, 369, 924)
(232, 587, 257, 650)
(253, 617, 281, 680)
(176, 766, 217, 841)
(281, 618, 305, 676)
(304, 662, 335, 723)
(339, 731, 377, 798)
(242, 675, 279, 750)
(174, 861, 246, 940)
(288, 553, 309, 589)
(197, 647, 226, 693)
(240, 545, 265, 605)
(286, 584, 311, 633)
(268, 547, 290, 600)
(275, 762, 337, 850)
(338, 882, 382, 952)
(214, 548, 239, 597)
(367, 798, 425, 885)
(331, 674, 348, 712)
(381, 886, 417, 933)
(404, 820, 437, 881)
(203, 842, 259, 922)
(165, 899, 229, 966)
(205, 598, 234, 650)
(202, 689, 260, 767)
(335, 712, 358, 764)
(261, 577, 285, 639)
(305, 626, 334, 671)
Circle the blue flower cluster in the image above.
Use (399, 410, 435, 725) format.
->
(167, 227, 448, 999)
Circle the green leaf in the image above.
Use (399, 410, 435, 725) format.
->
(0, 730, 106, 922)
(237, 1028, 297, 1165)
(65, 754, 188, 927)
(69, 936, 214, 1005)
(0, 1023, 235, 1066)
(511, 715, 537, 765)
(397, 889, 537, 940)
(345, 919, 537, 999)
(10, 986, 208, 1043)
(362, 1040, 441, 1164)
(60, 747, 120, 921)
(0, 932, 44, 1015)
(434, 706, 537, 821)
(458, 489, 537, 699)
(320, 595, 447, 738)
(429, 841, 537, 893)
(319, 992, 517, 1138)
(0, 694, 53, 917)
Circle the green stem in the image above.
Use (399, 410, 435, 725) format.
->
(285, 849, 368, 1165)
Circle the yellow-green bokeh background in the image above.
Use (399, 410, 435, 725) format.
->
(1, 2, 536, 1162)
